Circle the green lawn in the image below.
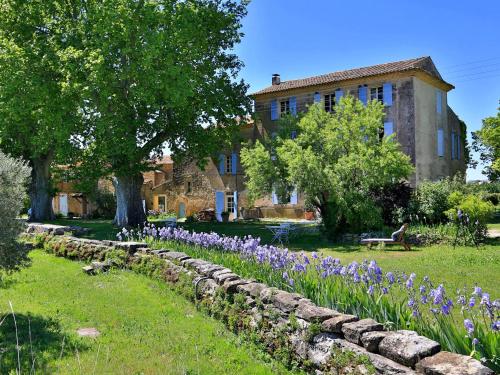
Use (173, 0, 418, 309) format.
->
(0, 251, 296, 374)
(42, 219, 500, 295)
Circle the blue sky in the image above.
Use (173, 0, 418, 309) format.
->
(233, 0, 500, 180)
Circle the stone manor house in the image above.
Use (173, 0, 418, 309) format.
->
(53, 56, 466, 220)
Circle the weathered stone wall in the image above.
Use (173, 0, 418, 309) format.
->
(27, 224, 493, 375)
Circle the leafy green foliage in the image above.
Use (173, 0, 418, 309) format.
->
(0, 1, 86, 220)
(472, 104, 500, 181)
(1, 251, 288, 374)
(70, 0, 250, 226)
(241, 97, 413, 236)
(0, 151, 31, 275)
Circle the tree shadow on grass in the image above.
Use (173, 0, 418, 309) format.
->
(0, 312, 89, 373)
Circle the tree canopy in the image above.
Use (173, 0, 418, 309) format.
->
(241, 97, 414, 236)
(74, 0, 250, 226)
(0, 0, 84, 220)
(472, 104, 499, 181)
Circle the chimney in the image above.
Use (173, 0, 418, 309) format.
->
(272, 73, 280, 85)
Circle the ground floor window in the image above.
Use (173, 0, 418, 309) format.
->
(226, 193, 235, 213)
(158, 195, 167, 212)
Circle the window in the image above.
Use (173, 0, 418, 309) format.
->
(436, 90, 442, 114)
(370, 86, 383, 103)
(186, 181, 192, 194)
(280, 99, 290, 115)
(226, 193, 235, 213)
(437, 128, 444, 157)
(225, 155, 232, 174)
(324, 94, 335, 112)
(158, 195, 167, 212)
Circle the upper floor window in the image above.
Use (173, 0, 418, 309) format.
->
(370, 86, 383, 103)
(280, 99, 290, 115)
(225, 155, 232, 174)
(324, 94, 335, 112)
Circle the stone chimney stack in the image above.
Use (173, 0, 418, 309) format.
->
(272, 74, 281, 85)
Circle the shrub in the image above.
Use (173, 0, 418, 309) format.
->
(411, 179, 455, 224)
(370, 182, 412, 226)
(0, 151, 32, 276)
(89, 188, 116, 219)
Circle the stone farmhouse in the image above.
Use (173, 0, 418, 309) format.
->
(53, 56, 466, 221)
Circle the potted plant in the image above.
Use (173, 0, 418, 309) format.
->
(304, 202, 315, 221)
(221, 211, 230, 223)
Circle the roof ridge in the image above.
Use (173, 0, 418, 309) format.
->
(281, 56, 429, 85)
(252, 56, 450, 96)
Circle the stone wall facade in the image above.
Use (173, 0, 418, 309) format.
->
(27, 224, 493, 375)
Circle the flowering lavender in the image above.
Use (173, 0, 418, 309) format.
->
(122, 223, 499, 368)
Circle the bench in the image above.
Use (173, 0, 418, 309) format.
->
(360, 225, 411, 251)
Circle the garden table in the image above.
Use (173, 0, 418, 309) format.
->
(266, 225, 290, 244)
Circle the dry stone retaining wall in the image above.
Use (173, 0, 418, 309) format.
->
(26, 223, 494, 375)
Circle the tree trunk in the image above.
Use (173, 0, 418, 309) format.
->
(113, 174, 146, 228)
(28, 155, 54, 222)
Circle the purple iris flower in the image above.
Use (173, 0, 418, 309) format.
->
(464, 319, 474, 336)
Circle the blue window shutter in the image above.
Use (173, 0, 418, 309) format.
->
(314, 92, 321, 103)
(272, 190, 278, 205)
(437, 128, 444, 156)
(457, 135, 461, 160)
(231, 152, 237, 175)
(290, 96, 297, 116)
(271, 99, 278, 120)
(358, 86, 367, 105)
(290, 188, 298, 205)
(233, 191, 238, 217)
(451, 132, 456, 159)
(290, 130, 297, 139)
(219, 154, 225, 175)
(335, 89, 344, 103)
(383, 122, 394, 137)
(215, 191, 225, 221)
(436, 90, 442, 114)
(383, 83, 393, 106)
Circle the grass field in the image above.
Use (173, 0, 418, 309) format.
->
(45, 218, 500, 295)
(0, 251, 297, 374)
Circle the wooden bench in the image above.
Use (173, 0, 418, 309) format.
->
(360, 225, 411, 251)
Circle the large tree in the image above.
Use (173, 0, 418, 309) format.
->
(0, 1, 84, 221)
(241, 97, 414, 237)
(75, 0, 249, 227)
(472, 104, 499, 181)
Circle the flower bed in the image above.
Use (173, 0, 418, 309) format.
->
(119, 224, 500, 372)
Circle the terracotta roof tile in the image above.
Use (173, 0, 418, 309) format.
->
(252, 56, 450, 95)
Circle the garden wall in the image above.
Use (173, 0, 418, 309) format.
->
(26, 224, 493, 375)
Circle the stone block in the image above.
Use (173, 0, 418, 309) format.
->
(114, 241, 148, 254)
(198, 264, 226, 277)
(271, 291, 301, 313)
(307, 333, 340, 366)
(259, 287, 279, 303)
(331, 338, 416, 374)
(237, 282, 267, 297)
(296, 300, 337, 322)
(211, 268, 233, 279)
(342, 319, 384, 345)
(415, 351, 494, 375)
(214, 272, 239, 284)
(378, 330, 440, 368)
(321, 314, 358, 333)
(222, 278, 249, 293)
(361, 331, 391, 353)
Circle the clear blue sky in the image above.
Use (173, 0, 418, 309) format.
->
(233, 0, 500, 181)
